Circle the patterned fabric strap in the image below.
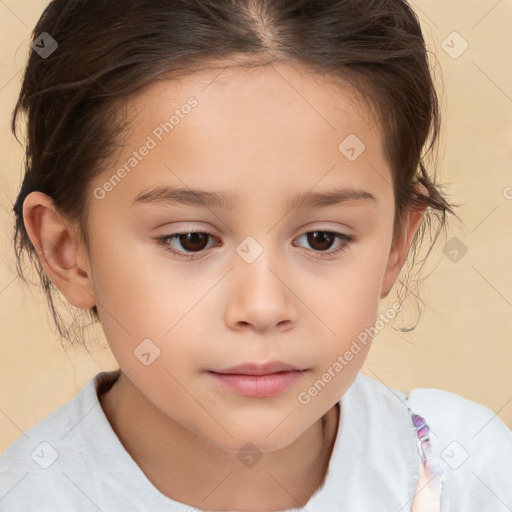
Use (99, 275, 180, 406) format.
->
(409, 413, 446, 512)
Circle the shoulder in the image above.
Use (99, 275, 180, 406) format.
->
(405, 385, 512, 510)
(352, 373, 512, 451)
(404, 384, 512, 450)
(0, 372, 112, 512)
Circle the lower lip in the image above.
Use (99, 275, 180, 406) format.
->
(208, 370, 308, 397)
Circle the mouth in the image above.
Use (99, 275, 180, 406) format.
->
(210, 361, 308, 375)
(207, 361, 310, 397)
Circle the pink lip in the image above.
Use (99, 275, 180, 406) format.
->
(212, 361, 305, 375)
(207, 362, 309, 397)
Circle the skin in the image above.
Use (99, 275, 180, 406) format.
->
(23, 61, 426, 511)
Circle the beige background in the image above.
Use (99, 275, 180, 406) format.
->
(1, 1, 511, 455)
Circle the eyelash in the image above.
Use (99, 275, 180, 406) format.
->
(155, 230, 354, 261)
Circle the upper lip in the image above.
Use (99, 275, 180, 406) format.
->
(210, 362, 306, 375)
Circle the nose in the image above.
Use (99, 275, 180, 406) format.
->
(224, 250, 298, 334)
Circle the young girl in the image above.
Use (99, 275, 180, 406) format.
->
(1, 0, 511, 511)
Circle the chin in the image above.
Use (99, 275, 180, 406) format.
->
(201, 423, 304, 455)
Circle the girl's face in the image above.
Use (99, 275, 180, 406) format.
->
(76, 62, 421, 452)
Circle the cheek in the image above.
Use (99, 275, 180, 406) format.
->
(303, 238, 392, 372)
(311, 249, 389, 328)
(89, 230, 187, 327)
(89, 232, 210, 368)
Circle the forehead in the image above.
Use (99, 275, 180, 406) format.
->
(128, 61, 378, 133)
(92, 61, 392, 213)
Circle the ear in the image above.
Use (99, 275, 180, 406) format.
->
(22, 191, 96, 309)
(380, 184, 428, 300)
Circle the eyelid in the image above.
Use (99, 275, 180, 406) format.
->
(155, 226, 355, 261)
(155, 230, 220, 261)
(293, 231, 354, 258)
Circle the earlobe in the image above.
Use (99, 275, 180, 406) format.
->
(22, 191, 96, 309)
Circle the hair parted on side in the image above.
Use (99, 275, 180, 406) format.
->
(11, 0, 460, 347)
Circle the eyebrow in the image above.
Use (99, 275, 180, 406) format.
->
(132, 185, 378, 210)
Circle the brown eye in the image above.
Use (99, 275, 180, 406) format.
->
(156, 229, 353, 262)
(176, 232, 210, 252)
(306, 231, 336, 251)
(294, 230, 354, 257)
(157, 231, 218, 259)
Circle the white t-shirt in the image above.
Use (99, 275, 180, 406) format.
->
(0, 370, 510, 512)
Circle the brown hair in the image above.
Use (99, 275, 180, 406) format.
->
(11, 0, 460, 347)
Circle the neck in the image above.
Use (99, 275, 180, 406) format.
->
(99, 371, 340, 511)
